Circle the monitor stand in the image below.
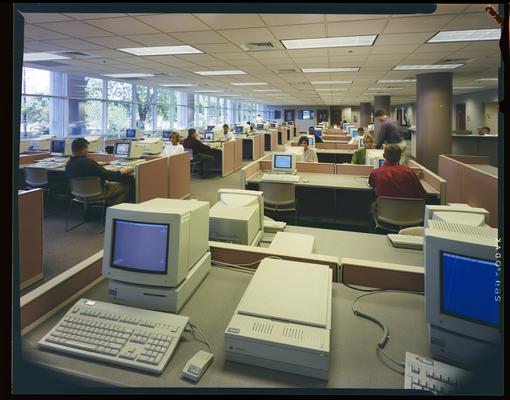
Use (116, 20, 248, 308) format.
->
(107, 251, 211, 313)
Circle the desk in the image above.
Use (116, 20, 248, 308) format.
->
(241, 134, 264, 160)
(246, 172, 439, 227)
(21, 266, 428, 389)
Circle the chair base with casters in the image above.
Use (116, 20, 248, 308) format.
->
(65, 177, 109, 233)
(372, 196, 425, 234)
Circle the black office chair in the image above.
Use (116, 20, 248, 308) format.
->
(184, 148, 201, 176)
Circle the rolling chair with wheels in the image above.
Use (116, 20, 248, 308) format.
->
(372, 196, 425, 233)
(65, 177, 109, 232)
(24, 167, 66, 211)
(260, 181, 298, 225)
(184, 149, 201, 176)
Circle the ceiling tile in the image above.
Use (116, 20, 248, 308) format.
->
(441, 12, 501, 30)
(216, 27, 277, 45)
(399, 51, 452, 64)
(84, 17, 160, 35)
(326, 19, 388, 36)
(414, 42, 470, 53)
(433, 4, 470, 14)
(328, 46, 373, 56)
(270, 24, 326, 40)
(259, 14, 324, 26)
(24, 25, 70, 40)
(383, 15, 454, 34)
(329, 55, 368, 64)
(194, 43, 243, 54)
(39, 21, 116, 38)
(136, 14, 210, 32)
(45, 38, 107, 50)
(369, 44, 420, 54)
(459, 41, 500, 52)
(194, 13, 266, 29)
(86, 49, 130, 58)
(172, 30, 229, 44)
(124, 33, 183, 46)
(62, 13, 128, 20)
(287, 48, 328, 58)
(463, 4, 499, 13)
(84, 36, 146, 49)
(325, 14, 391, 22)
(22, 13, 74, 24)
(375, 32, 436, 45)
(22, 40, 72, 52)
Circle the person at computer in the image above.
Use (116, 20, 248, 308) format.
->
(368, 144, 426, 202)
(308, 126, 323, 143)
(255, 114, 264, 124)
(298, 135, 318, 163)
(163, 132, 184, 156)
(222, 124, 235, 141)
(348, 127, 365, 145)
(183, 128, 218, 178)
(351, 134, 374, 164)
(65, 138, 134, 204)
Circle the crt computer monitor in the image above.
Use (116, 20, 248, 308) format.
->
(126, 129, 136, 139)
(162, 130, 171, 139)
(207, 125, 215, 131)
(359, 138, 365, 147)
(272, 153, 296, 174)
(235, 126, 244, 134)
(306, 135, 315, 147)
(256, 124, 264, 130)
(351, 129, 359, 137)
(423, 205, 490, 229)
(50, 139, 71, 157)
(270, 123, 276, 128)
(114, 142, 131, 158)
(204, 132, 214, 141)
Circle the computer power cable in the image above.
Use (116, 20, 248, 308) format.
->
(186, 322, 212, 354)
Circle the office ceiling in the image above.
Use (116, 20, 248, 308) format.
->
(21, 4, 501, 106)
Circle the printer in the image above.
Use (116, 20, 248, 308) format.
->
(29, 134, 55, 151)
(225, 258, 332, 380)
(140, 137, 164, 155)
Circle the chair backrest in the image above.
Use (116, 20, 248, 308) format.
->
(260, 181, 295, 207)
(184, 148, 194, 161)
(24, 167, 48, 187)
(377, 196, 425, 226)
(68, 177, 103, 199)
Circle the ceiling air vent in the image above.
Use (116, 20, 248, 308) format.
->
(240, 42, 274, 51)
(27, 60, 66, 67)
(55, 51, 97, 59)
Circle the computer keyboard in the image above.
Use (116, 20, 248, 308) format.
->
(404, 352, 471, 394)
(262, 173, 299, 183)
(112, 159, 145, 167)
(387, 234, 424, 250)
(38, 298, 189, 374)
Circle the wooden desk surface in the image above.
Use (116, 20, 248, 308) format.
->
(466, 163, 498, 177)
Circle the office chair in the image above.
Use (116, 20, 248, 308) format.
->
(260, 181, 298, 225)
(65, 177, 108, 232)
(23, 166, 68, 212)
(184, 149, 201, 176)
(398, 226, 425, 236)
(372, 196, 425, 233)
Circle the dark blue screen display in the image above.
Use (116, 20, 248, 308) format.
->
(112, 220, 169, 274)
(441, 251, 499, 326)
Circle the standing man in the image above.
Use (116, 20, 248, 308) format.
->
(65, 138, 134, 204)
(373, 109, 407, 163)
(183, 128, 218, 178)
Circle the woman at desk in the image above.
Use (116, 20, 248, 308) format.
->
(183, 128, 218, 178)
(163, 132, 184, 156)
(351, 134, 374, 164)
(298, 135, 318, 163)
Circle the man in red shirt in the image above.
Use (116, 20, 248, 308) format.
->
(368, 144, 427, 199)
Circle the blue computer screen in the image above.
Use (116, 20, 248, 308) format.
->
(378, 159, 385, 167)
(308, 137, 314, 146)
(126, 129, 136, 138)
(441, 251, 499, 327)
(207, 125, 215, 131)
(352, 129, 358, 137)
(235, 126, 243, 133)
(112, 220, 169, 274)
(162, 130, 171, 139)
(270, 123, 276, 128)
(359, 138, 365, 147)
(274, 154, 292, 169)
(51, 140, 65, 153)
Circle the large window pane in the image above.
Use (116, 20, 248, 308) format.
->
(22, 67, 50, 95)
(20, 95, 49, 138)
(85, 77, 103, 99)
(107, 81, 132, 102)
(134, 85, 155, 129)
(107, 102, 132, 134)
(84, 100, 103, 134)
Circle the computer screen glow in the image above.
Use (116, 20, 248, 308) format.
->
(116, 143, 130, 155)
(378, 159, 385, 167)
(235, 126, 243, 133)
(204, 132, 213, 141)
(441, 251, 499, 327)
(256, 124, 264, 130)
(162, 130, 171, 139)
(314, 129, 322, 136)
(274, 154, 292, 169)
(51, 140, 65, 153)
(126, 129, 136, 138)
(111, 220, 169, 274)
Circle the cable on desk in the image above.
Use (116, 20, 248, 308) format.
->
(187, 322, 212, 354)
(211, 255, 282, 269)
(211, 262, 255, 275)
(351, 290, 424, 369)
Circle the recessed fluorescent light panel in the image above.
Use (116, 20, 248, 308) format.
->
(316, 88, 348, 91)
(194, 70, 246, 76)
(253, 89, 281, 92)
(282, 35, 377, 49)
(161, 83, 197, 87)
(117, 45, 202, 56)
(428, 29, 501, 43)
(393, 64, 463, 70)
(311, 81, 352, 84)
(222, 94, 240, 96)
(453, 87, 483, 90)
(230, 82, 267, 86)
(476, 78, 498, 81)
(377, 79, 416, 83)
(102, 73, 155, 78)
(302, 67, 359, 73)
(24, 52, 71, 61)
(195, 90, 222, 93)
(368, 87, 402, 90)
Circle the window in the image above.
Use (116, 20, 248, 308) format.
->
(68, 75, 103, 135)
(298, 110, 315, 120)
(107, 81, 132, 134)
(134, 85, 155, 130)
(22, 67, 50, 95)
(20, 95, 50, 137)
(156, 88, 171, 130)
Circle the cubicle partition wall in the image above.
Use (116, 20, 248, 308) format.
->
(296, 162, 335, 174)
(219, 139, 243, 177)
(264, 129, 278, 151)
(438, 154, 498, 226)
(407, 159, 447, 205)
(18, 189, 44, 290)
(134, 157, 169, 203)
(19, 152, 51, 165)
(167, 152, 191, 199)
(315, 143, 357, 150)
(335, 164, 373, 176)
(324, 129, 347, 135)
(86, 153, 112, 163)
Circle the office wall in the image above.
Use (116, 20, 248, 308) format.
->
(391, 103, 416, 127)
(483, 102, 498, 134)
(451, 89, 498, 134)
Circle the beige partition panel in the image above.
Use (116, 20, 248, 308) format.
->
(86, 153, 110, 163)
(222, 140, 236, 176)
(260, 160, 272, 170)
(296, 162, 335, 174)
(408, 159, 447, 205)
(316, 143, 337, 149)
(336, 164, 374, 176)
(258, 133, 265, 158)
(335, 143, 357, 150)
(19, 152, 51, 165)
(323, 134, 350, 140)
(18, 189, 44, 289)
(325, 128, 347, 135)
(438, 155, 498, 226)
(444, 154, 490, 164)
(241, 160, 262, 187)
(270, 129, 278, 149)
(234, 139, 243, 170)
(168, 152, 191, 199)
(135, 158, 168, 203)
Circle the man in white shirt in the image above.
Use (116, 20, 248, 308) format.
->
(298, 135, 318, 163)
(348, 127, 365, 145)
(255, 114, 264, 124)
(222, 124, 235, 141)
(163, 132, 184, 156)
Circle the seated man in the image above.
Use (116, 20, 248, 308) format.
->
(222, 124, 235, 141)
(183, 128, 218, 178)
(348, 127, 365, 145)
(308, 126, 323, 143)
(65, 138, 134, 205)
(298, 135, 318, 163)
(163, 132, 184, 156)
(368, 144, 426, 199)
(351, 134, 374, 164)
